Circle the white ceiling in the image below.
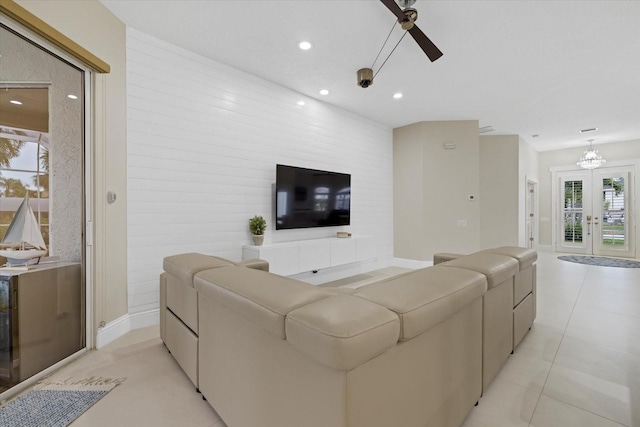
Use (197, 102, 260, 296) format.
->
(101, 0, 640, 152)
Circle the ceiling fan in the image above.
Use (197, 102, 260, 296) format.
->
(358, 0, 443, 88)
(380, 0, 443, 62)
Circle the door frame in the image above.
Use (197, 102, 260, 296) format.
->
(551, 159, 638, 258)
(525, 178, 538, 249)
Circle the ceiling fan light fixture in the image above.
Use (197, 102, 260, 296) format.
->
(400, 8, 418, 29)
(577, 140, 606, 169)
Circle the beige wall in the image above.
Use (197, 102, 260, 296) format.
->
(538, 139, 640, 254)
(15, 1, 128, 330)
(394, 120, 480, 260)
(479, 135, 519, 248)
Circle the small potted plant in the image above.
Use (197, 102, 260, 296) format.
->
(249, 215, 266, 246)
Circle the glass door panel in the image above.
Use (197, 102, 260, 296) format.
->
(559, 172, 591, 254)
(593, 169, 633, 257)
(0, 24, 85, 395)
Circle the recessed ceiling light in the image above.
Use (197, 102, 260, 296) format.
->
(299, 41, 312, 50)
(393, 93, 403, 99)
(319, 89, 329, 96)
(68, 94, 78, 100)
(580, 127, 598, 133)
(297, 101, 305, 106)
(9, 100, 22, 105)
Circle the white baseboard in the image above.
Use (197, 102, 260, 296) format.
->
(96, 308, 160, 349)
(130, 308, 160, 330)
(96, 314, 130, 349)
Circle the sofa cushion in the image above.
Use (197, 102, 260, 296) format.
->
(441, 252, 518, 289)
(354, 266, 487, 341)
(286, 295, 400, 371)
(486, 246, 537, 270)
(194, 266, 333, 339)
(164, 253, 234, 287)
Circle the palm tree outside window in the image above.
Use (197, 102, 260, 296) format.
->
(0, 127, 49, 247)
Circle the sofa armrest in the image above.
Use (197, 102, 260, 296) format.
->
(163, 253, 234, 287)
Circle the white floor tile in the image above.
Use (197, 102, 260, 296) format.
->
(530, 395, 626, 427)
(461, 381, 539, 427)
(542, 364, 634, 427)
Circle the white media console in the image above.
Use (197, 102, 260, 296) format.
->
(242, 236, 375, 276)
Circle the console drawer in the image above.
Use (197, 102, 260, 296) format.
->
(513, 293, 534, 349)
(166, 309, 198, 387)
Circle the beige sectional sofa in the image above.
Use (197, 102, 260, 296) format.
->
(159, 246, 537, 427)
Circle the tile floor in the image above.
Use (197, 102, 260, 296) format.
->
(26, 251, 640, 426)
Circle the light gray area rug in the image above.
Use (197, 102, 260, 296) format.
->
(558, 255, 640, 268)
(0, 377, 125, 427)
(319, 266, 412, 289)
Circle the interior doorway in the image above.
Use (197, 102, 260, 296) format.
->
(525, 180, 537, 249)
(556, 165, 635, 258)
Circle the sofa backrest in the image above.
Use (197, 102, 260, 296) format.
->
(354, 266, 487, 341)
(194, 266, 334, 339)
(440, 252, 518, 289)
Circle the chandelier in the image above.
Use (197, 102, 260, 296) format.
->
(577, 140, 606, 169)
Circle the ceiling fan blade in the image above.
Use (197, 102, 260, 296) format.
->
(380, 0, 408, 22)
(408, 25, 443, 62)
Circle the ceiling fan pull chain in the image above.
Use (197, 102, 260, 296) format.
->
(371, 21, 398, 69)
(374, 31, 408, 79)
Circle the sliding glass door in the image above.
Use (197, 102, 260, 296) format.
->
(0, 23, 86, 394)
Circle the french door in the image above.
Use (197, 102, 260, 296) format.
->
(558, 166, 635, 258)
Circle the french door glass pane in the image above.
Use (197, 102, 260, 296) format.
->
(601, 177, 625, 247)
(564, 180, 583, 243)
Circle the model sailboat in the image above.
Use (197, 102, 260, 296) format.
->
(0, 194, 47, 265)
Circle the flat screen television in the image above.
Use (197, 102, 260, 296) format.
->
(276, 164, 351, 230)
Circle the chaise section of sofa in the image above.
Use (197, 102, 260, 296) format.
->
(434, 246, 538, 391)
(160, 253, 268, 388)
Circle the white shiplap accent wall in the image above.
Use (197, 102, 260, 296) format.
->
(126, 28, 394, 314)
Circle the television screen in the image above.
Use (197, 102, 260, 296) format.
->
(276, 164, 351, 230)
